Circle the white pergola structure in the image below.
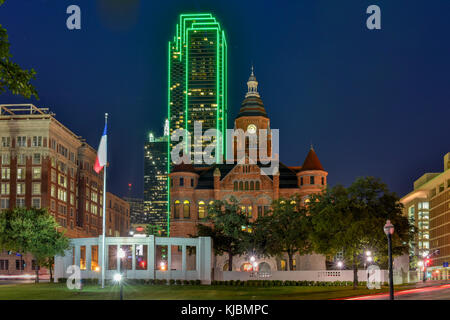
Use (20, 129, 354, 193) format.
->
(54, 236, 212, 284)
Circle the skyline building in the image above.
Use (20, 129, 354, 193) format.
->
(144, 121, 169, 235)
(168, 13, 227, 164)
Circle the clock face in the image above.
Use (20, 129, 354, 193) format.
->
(247, 124, 257, 134)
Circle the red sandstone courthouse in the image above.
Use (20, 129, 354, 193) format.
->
(169, 72, 328, 271)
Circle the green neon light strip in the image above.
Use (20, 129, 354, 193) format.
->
(167, 41, 171, 237)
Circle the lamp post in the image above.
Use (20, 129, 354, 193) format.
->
(117, 248, 125, 300)
(383, 220, 394, 300)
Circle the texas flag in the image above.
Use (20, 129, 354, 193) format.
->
(94, 123, 107, 174)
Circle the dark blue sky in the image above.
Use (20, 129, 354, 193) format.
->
(1, 0, 449, 198)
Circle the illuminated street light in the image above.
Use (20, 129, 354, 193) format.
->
(337, 261, 343, 269)
(383, 220, 395, 300)
(418, 261, 424, 267)
(160, 261, 167, 271)
(250, 256, 256, 263)
(366, 256, 373, 263)
(113, 273, 122, 282)
(366, 251, 372, 257)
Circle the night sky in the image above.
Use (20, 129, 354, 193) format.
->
(1, 0, 449, 199)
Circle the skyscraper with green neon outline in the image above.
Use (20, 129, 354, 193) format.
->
(166, 13, 227, 235)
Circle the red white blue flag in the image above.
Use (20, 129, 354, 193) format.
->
(94, 123, 107, 173)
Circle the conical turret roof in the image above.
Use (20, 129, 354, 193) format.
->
(300, 147, 324, 171)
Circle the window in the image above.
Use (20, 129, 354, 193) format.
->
(1, 183, 9, 195)
(1, 198, 9, 209)
(16, 198, 25, 208)
(180, 177, 184, 186)
(16, 136, 26, 147)
(1, 154, 10, 165)
(32, 197, 41, 209)
(174, 200, 180, 219)
(245, 181, 249, 190)
(17, 154, 26, 165)
(51, 185, 56, 197)
(234, 181, 238, 191)
(191, 178, 194, 187)
(439, 183, 445, 193)
(250, 181, 254, 190)
(258, 206, 263, 218)
(70, 193, 75, 205)
(183, 200, 190, 218)
(198, 201, 206, 219)
(32, 260, 40, 271)
(32, 182, 41, 195)
(91, 192, 98, 203)
(51, 169, 56, 183)
(32, 136, 42, 147)
(239, 181, 243, 191)
(17, 168, 25, 180)
(0, 260, 9, 270)
(321, 177, 324, 185)
(91, 204, 98, 215)
(32, 153, 41, 164)
(16, 183, 25, 195)
(310, 176, 315, 185)
(58, 174, 67, 188)
(16, 259, 25, 270)
(1, 137, 10, 147)
(255, 181, 260, 190)
(300, 177, 303, 186)
(1, 168, 10, 179)
(32, 167, 41, 179)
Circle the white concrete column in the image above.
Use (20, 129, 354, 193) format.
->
(116, 244, 120, 272)
(147, 236, 155, 279)
(131, 244, 136, 275)
(86, 245, 92, 272)
(168, 245, 172, 280)
(182, 245, 187, 279)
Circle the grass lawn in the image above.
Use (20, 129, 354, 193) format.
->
(0, 282, 413, 300)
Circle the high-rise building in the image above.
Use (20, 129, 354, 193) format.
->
(400, 152, 450, 279)
(168, 13, 227, 164)
(144, 127, 168, 235)
(0, 104, 130, 275)
(124, 196, 144, 224)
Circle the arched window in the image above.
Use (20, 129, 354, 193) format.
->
(310, 176, 315, 185)
(233, 181, 238, 191)
(180, 177, 184, 186)
(245, 181, 249, 190)
(239, 181, 243, 191)
(174, 200, 180, 219)
(321, 177, 325, 185)
(183, 200, 190, 218)
(255, 181, 260, 190)
(250, 181, 254, 190)
(198, 201, 206, 219)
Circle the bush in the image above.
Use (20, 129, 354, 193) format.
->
(169, 279, 175, 285)
(189, 280, 196, 285)
(183, 280, 189, 285)
(176, 279, 182, 285)
(195, 279, 201, 285)
(229, 280, 235, 286)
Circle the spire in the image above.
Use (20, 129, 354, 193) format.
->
(300, 147, 324, 171)
(246, 66, 259, 98)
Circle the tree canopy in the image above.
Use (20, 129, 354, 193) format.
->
(0, 208, 70, 282)
(195, 197, 252, 271)
(308, 176, 414, 288)
(0, 0, 38, 99)
(254, 196, 313, 270)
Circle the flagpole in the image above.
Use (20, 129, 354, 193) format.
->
(101, 113, 108, 289)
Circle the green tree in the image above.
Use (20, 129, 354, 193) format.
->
(194, 197, 252, 271)
(308, 177, 414, 289)
(0, 0, 38, 99)
(254, 196, 313, 270)
(0, 208, 70, 282)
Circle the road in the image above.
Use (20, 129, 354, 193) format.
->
(345, 284, 450, 300)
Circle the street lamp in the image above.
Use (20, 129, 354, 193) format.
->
(383, 220, 395, 300)
(114, 273, 123, 300)
(337, 261, 343, 269)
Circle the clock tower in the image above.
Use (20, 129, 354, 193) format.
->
(234, 67, 272, 162)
